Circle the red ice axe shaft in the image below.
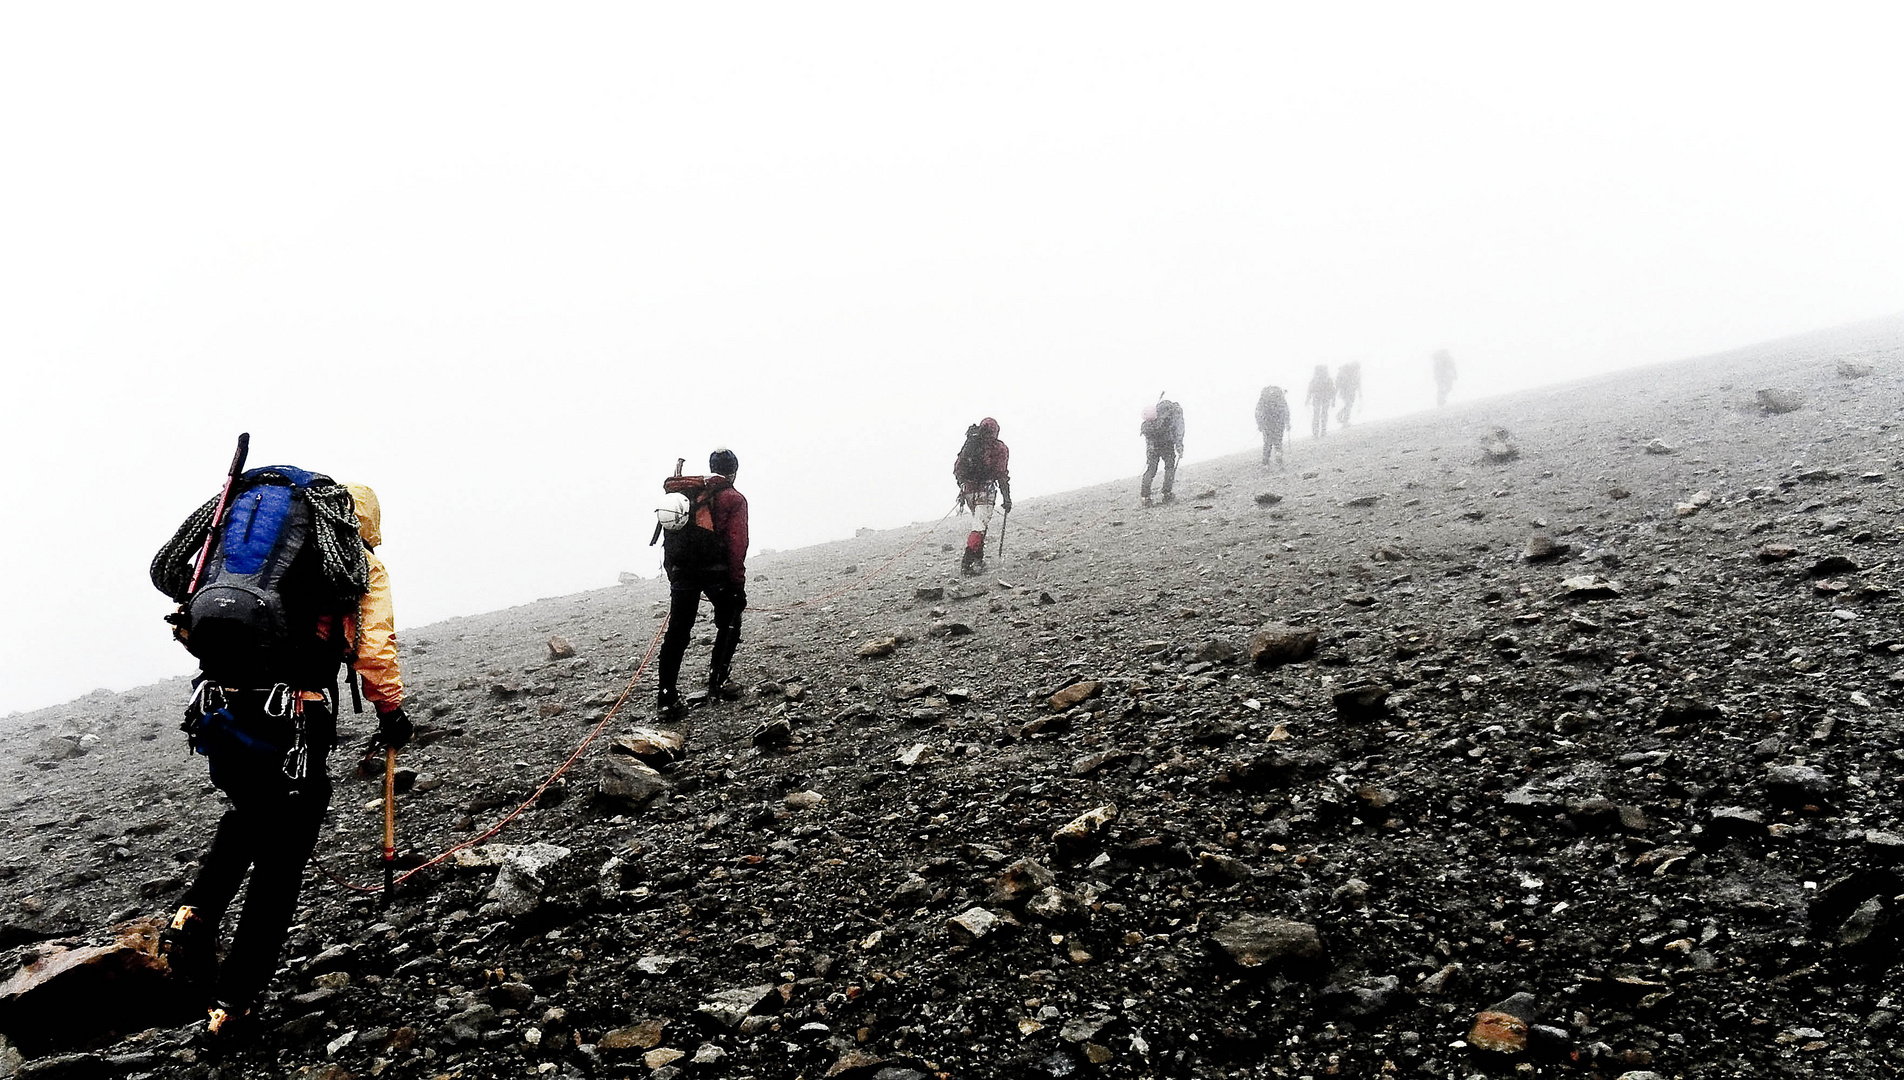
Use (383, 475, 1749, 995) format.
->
(186, 433, 250, 596)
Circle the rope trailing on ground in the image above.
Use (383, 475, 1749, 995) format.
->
(313, 616, 669, 895)
(313, 493, 1089, 895)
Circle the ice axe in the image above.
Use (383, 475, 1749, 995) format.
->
(382, 746, 398, 904)
(167, 433, 249, 640)
(188, 433, 250, 595)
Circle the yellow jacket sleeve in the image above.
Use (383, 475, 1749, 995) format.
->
(355, 549, 404, 711)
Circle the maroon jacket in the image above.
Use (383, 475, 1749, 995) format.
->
(709, 483, 749, 586)
(664, 475, 749, 586)
(953, 438, 1010, 488)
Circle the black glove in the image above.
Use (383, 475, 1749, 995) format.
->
(1001, 499, 1012, 513)
(375, 707, 413, 750)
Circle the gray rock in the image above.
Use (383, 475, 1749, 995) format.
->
(1192, 639, 1238, 664)
(598, 755, 670, 808)
(1523, 534, 1571, 561)
(1482, 429, 1520, 461)
(696, 984, 781, 1029)
(1864, 830, 1904, 864)
(443, 1003, 498, 1046)
(490, 842, 571, 916)
(1839, 896, 1888, 947)
(611, 728, 685, 764)
(1707, 806, 1766, 838)
(1558, 575, 1622, 599)
(1247, 625, 1318, 667)
(1766, 764, 1834, 807)
(1211, 915, 1323, 968)
(1756, 387, 1805, 413)
(993, 859, 1056, 902)
(1321, 974, 1400, 1016)
(1024, 886, 1087, 924)
(15, 1053, 109, 1080)
(890, 875, 932, 910)
(946, 907, 1003, 944)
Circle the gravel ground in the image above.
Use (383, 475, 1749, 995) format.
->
(3, 316, 1903, 1080)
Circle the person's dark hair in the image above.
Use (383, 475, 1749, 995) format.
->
(710, 448, 739, 477)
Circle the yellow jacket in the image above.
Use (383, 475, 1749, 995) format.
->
(346, 484, 403, 713)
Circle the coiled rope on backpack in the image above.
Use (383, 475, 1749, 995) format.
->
(304, 481, 370, 602)
(150, 477, 369, 604)
(151, 496, 221, 602)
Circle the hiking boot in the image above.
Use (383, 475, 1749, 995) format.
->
(1160, 492, 1176, 504)
(199, 1000, 257, 1048)
(1140, 494, 1153, 507)
(158, 905, 217, 1000)
(709, 678, 742, 702)
(656, 688, 683, 722)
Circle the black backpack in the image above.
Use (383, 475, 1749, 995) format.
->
(1141, 400, 1182, 441)
(655, 474, 730, 574)
(955, 424, 989, 480)
(154, 466, 367, 683)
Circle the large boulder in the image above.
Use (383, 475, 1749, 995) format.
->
(0, 918, 195, 1057)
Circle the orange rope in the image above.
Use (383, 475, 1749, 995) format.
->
(315, 617, 668, 895)
(313, 497, 1040, 895)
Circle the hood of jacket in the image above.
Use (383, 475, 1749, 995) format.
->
(347, 483, 383, 550)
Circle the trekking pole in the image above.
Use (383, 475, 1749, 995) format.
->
(186, 433, 250, 596)
(997, 507, 1009, 559)
(382, 746, 397, 905)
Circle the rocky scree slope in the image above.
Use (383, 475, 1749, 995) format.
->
(3, 318, 1904, 1080)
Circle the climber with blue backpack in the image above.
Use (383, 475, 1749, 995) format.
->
(148, 435, 411, 1040)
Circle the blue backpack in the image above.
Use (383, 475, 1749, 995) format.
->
(168, 466, 364, 682)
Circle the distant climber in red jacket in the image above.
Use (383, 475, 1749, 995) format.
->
(952, 418, 1012, 575)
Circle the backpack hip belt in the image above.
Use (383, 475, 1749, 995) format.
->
(182, 681, 327, 781)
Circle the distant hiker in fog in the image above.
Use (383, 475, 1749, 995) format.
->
(1305, 365, 1336, 439)
(151, 469, 410, 1040)
(953, 418, 1012, 575)
(1335, 361, 1362, 425)
(1254, 385, 1290, 466)
(1433, 349, 1457, 407)
(655, 448, 750, 718)
(1139, 396, 1186, 506)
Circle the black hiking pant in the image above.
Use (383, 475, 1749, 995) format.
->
(1141, 441, 1177, 499)
(180, 699, 332, 1008)
(659, 575, 747, 697)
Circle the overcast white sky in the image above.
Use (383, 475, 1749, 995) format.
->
(4, 3, 1901, 716)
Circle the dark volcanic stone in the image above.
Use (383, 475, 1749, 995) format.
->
(1331, 683, 1390, 721)
(1765, 764, 1835, 808)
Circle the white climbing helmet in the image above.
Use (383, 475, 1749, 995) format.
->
(656, 491, 693, 532)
